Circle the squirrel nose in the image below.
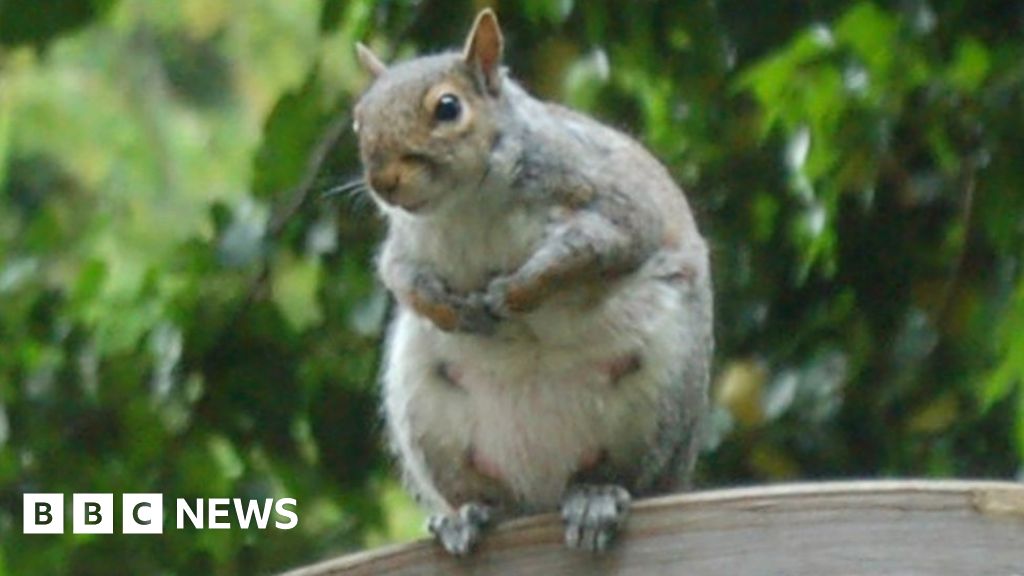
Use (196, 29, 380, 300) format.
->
(369, 169, 400, 198)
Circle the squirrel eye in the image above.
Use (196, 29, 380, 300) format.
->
(433, 93, 462, 122)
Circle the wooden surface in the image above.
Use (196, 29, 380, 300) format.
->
(282, 480, 1024, 576)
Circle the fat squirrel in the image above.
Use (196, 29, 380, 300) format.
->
(352, 9, 712, 555)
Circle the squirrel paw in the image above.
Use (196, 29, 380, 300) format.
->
(456, 293, 500, 335)
(483, 275, 542, 317)
(427, 502, 494, 556)
(561, 484, 631, 553)
(481, 276, 512, 318)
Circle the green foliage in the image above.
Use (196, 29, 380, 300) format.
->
(1, 0, 1022, 573)
(0, 0, 119, 49)
(253, 71, 336, 200)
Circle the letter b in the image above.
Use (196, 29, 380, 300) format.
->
(73, 494, 113, 534)
(23, 494, 64, 534)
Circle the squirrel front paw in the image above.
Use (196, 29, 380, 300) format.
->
(401, 273, 498, 334)
(454, 293, 500, 335)
(483, 275, 545, 317)
(427, 502, 494, 556)
(561, 484, 631, 553)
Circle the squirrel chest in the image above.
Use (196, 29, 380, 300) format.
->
(382, 205, 698, 508)
(387, 197, 548, 294)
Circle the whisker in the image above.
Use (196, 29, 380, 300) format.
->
(317, 175, 377, 215)
(320, 177, 369, 199)
(345, 190, 374, 213)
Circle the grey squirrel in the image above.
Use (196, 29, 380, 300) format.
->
(352, 9, 712, 555)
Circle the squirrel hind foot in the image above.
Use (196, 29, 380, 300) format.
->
(427, 502, 494, 556)
(561, 484, 631, 553)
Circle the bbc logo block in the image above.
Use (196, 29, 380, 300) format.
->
(24, 493, 159, 534)
(23, 493, 63, 534)
(73, 493, 114, 534)
(123, 493, 163, 534)
(23, 493, 297, 534)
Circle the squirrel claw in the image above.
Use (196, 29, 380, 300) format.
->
(427, 503, 494, 556)
(561, 484, 631, 553)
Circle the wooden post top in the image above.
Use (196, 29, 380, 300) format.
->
(282, 480, 1024, 576)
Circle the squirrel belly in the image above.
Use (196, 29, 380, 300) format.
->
(381, 247, 711, 513)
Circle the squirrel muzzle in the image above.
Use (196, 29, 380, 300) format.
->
(368, 166, 400, 199)
(366, 155, 435, 212)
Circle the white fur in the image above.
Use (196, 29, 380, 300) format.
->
(381, 191, 708, 510)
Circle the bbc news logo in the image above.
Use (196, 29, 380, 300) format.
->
(23, 493, 298, 534)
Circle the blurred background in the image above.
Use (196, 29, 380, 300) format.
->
(1, 0, 1022, 573)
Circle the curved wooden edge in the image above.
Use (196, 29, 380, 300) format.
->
(281, 480, 1024, 576)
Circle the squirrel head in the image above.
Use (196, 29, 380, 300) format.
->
(352, 9, 508, 214)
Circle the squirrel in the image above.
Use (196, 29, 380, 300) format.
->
(352, 9, 712, 555)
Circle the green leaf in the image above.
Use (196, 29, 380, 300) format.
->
(252, 71, 332, 200)
(751, 192, 780, 242)
(835, 2, 898, 77)
(272, 252, 323, 331)
(365, 480, 426, 546)
(981, 283, 1024, 411)
(947, 38, 991, 92)
(0, 0, 118, 48)
(524, 0, 575, 25)
(209, 434, 245, 481)
(320, 0, 347, 33)
(71, 258, 108, 306)
(563, 50, 610, 111)
(735, 24, 836, 137)
(321, 0, 373, 35)
(0, 91, 10, 191)
(1018, 385, 1024, 459)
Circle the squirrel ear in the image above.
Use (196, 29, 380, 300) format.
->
(356, 42, 387, 78)
(462, 9, 504, 95)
